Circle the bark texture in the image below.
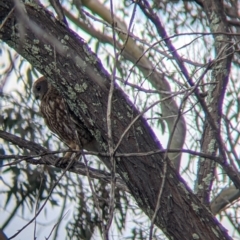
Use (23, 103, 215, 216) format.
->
(0, 1, 232, 239)
(196, 0, 233, 206)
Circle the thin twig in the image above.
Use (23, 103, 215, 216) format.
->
(82, 151, 107, 239)
(45, 211, 70, 240)
(0, 7, 15, 31)
(33, 171, 44, 240)
(52, 177, 70, 239)
(113, 88, 194, 153)
(105, 0, 118, 236)
(149, 64, 214, 239)
(136, 0, 232, 169)
(8, 158, 75, 240)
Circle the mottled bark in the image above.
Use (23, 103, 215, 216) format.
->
(0, 1, 233, 239)
(196, 0, 233, 206)
(80, 0, 186, 170)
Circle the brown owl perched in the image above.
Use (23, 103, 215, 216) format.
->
(32, 77, 97, 158)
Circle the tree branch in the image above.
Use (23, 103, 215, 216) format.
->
(196, 0, 234, 206)
(80, 0, 186, 169)
(0, 130, 129, 192)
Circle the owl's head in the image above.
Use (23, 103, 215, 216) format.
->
(32, 77, 49, 100)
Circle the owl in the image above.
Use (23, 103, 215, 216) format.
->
(32, 77, 97, 159)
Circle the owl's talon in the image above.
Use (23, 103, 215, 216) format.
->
(56, 153, 81, 167)
(55, 157, 69, 167)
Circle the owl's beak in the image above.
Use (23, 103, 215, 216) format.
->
(33, 88, 41, 100)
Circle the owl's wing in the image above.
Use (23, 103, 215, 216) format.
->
(40, 87, 76, 146)
(63, 99, 95, 147)
(44, 85, 98, 151)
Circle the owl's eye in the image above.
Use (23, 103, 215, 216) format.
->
(36, 85, 41, 91)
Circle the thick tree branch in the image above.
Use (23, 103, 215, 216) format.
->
(79, 0, 186, 169)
